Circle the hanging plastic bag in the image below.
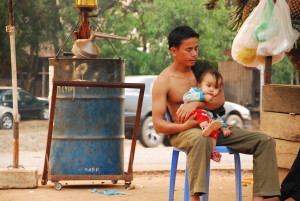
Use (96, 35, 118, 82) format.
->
(231, 0, 299, 67)
(253, 0, 277, 43)
(231, 0, 271, 67)
(255, 0, 300, 56)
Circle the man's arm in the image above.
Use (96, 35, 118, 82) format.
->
(176, 89, 225, 124)
(204, 88, 225, 109)
(152, 76, 198, 134)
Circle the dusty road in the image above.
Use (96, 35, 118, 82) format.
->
(0, 120, 255, 172)
(0, 170, 255, 201)
(0, 119, 258, 201)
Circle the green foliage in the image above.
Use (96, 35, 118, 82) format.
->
(0, 1, 11, 76)
(148, 0, 235, 60)
(272, 56, 298, 85)
(94, 0, 235, 75)
(1, 0, 296, 87)
(1, 1, 61, 77)
(0, 0, 235, 77)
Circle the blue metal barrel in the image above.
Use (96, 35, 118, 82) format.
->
(48, 58, 125, 175)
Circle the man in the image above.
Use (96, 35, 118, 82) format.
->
(152, 25, 280, 201)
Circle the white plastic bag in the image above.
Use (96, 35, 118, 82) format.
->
(256, 0, 300, 56)
(231, 0, 299, 67)
(231, 0, 271, 67)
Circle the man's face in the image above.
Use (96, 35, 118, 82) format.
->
(171, 37, 199, 67)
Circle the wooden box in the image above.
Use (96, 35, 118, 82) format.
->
(260, 84, 300, 169)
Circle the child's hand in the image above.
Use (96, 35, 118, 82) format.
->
(221, 127, 232, 137)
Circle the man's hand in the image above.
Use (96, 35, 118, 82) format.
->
(182, 113, 199, 130)
(204, 94, 214, 102)
(176, 102, 199, 124)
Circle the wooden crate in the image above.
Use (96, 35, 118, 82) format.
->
(262, 84, 300, 114)
(261, 85, 300, 169)
(260, 111, 300, 142)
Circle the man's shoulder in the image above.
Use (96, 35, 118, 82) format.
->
(156, 67, 172, 81)
(154, 70, 170, 90)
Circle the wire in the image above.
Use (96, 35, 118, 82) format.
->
(90, 17, 121, 59)
(55, 16, 82, 59)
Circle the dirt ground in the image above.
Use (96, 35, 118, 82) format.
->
(0, 170, 255, 201)
(0, 119, 260, 201)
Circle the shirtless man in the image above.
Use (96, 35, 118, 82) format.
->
(152, 25, 280, 201)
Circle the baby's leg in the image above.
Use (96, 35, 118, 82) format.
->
(199, 121, 209, 129)
(202, 120, 222, 137)
(210, 130, 221, 162)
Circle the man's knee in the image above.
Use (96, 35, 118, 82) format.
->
(259, 133, 276, 148)
(266, 135, 276, 148)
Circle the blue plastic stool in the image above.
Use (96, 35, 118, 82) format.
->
(168, 146, 242, 201)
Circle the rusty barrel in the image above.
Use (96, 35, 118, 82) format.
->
(48, 58, 125, 176)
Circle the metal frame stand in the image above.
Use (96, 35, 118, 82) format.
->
(41, 81, 145, 190)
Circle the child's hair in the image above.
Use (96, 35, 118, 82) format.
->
(168, 25, 199, 49)
(199, 70, 223, 87)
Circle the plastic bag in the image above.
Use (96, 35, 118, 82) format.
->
(253, 0, 277, 42)
(255, 0, 300, 56)
(231, 0, 299, 67)
(232, 0, 272, 67)
(91, 189, 126, 195)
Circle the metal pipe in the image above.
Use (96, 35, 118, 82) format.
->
(90, 17, 122, 59)
(7, 0, 20, 168)
(90, 31, 130, 41)
(41, 82, 58, 185)
(128, 83, 144, 174)
(72, 31, 130, 59)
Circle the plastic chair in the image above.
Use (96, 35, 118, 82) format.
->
(168, 146, 242, 201)
(165, 110, 242, 201)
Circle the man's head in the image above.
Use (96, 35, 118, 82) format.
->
(168, 26, 199, 67)
(168, 25, 199, 49)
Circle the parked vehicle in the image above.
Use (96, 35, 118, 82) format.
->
(0, 105, 14, 129)
(124, 75, 252, 148)
(0, 86, 49, 120)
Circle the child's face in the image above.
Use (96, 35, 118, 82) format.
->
(198, 73, 222, 96)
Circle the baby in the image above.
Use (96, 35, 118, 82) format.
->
(183, 70, 232, 162)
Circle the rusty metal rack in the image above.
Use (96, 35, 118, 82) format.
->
(41, 80, 145, 190)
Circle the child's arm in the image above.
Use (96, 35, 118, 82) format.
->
(177, 89, 225, 124)
(220, 126, 232, 137)
(183, 87, 214, 103)
(216, 115, 232, 137)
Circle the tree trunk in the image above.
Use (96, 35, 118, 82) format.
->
(286, 42, 300, 74)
